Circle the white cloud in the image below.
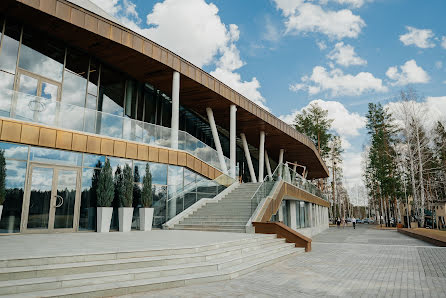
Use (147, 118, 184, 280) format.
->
(327, 42, 366, 67)
(274, 1, 365, 39)
(330, 0, 373, 8)
(91, 0, 268, 110)
(399, 26, 435, 49)
(386, 59, 430, 86)
(442, 36, 446, 49)
(263, 15, 281, 42)
(211, 68, 268, 110)
(279, 99, 366, 137)
(290, 66, 387, 96)
(316, 40, 327, 50)
(435, 61, 443, 69)
(89, 0, 121, 16)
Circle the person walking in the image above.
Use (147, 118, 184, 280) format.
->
(336, 217, 341, 228)
(352, 217, 356, 229)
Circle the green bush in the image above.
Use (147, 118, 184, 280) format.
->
(141, 163, 153, 208)
(121, 164, 133, 208)
(97, 158, 114, 207)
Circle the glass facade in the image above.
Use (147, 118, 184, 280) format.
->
(0, 141, 224, 233)
(0, 16, 256, 178)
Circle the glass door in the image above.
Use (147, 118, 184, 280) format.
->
(22, 164, 81, 233)
(13, 70, 60, 123)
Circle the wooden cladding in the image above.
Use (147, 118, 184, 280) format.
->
(0, 118, 223, 180)
(12, 0, 328, 178)
(252, 222, 312, 252)
(256, 181, 329, 223)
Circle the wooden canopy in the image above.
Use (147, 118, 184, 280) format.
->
(1, 0, 329, 179)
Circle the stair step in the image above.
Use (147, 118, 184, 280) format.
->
(0, 241, 294, 295)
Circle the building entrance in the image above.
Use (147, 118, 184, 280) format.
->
(21, 164, 81, 233)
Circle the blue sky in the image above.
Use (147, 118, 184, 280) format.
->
(90, 0, 446, 203)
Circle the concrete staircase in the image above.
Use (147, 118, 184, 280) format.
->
(0, 234, 303, 297)
(174, 183, 262, 233)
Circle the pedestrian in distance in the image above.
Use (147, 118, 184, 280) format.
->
(352, 217, 356, 229)
(336, 217, 341, 228)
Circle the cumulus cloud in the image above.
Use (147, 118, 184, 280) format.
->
(399, 26, 435, 49)
(273, 1, 365, 39)
(327, 42, 366, 67)
(386, 59, 430, 86)
(330, 0, 373, 8)
(89, 0, 268, 109)
(290, 66, 387, 96)
(279, 99, 366, 137)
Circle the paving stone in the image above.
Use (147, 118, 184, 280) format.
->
(118, 225, 446, 297)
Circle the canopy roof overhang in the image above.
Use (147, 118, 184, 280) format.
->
(1, 0, 329, 179)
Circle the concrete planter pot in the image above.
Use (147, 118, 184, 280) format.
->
(97, 207, 113, 233)
(119, 207, 134, 232)
(0, 205, 3, 222)
(139, 208, 154, 231)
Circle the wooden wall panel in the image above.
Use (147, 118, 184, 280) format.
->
(201, 162, 208, 177)
(72, 134, 87, 152)
(177, 152, 186, 166)
(143, 41, 152, 57)
(97, 20, 110, 38)
(86, 136, 100, 154)
(20, 124, 39, 145)
(158, 149, 168, 163)
(1, 121, 21, 142)
(55, 131, 72, 150)
(137, 145, 148, 161)
(39, 128, 56, 147)
(114, 141, 126, 157)
(186, 153, 194, 169)
(84, 14, 97, 33)
(168, 150, 178, 165)
(126, 143, 138, 159)
(193, 158, 201, 173)
(100, 138, 114, 156)
(55, 1, 70, 21)
(148, 147, 159, 162)
(70, 8, 84, 27)
(40, 0, 56, 15)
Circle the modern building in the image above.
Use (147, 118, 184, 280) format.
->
(0, 0, 329, 236)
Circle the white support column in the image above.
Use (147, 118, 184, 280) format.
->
(278, 149, 284, 177)
(170, 71, 180, 149)
(290, 201, 297, 230)
(240, 133, 257, 183)
(206, 107, 228, 175)
(308, 203, 314, 228)
(258, 131, 265, 182)
(229, 104, 237, 178)
(265, 151, 273, 179)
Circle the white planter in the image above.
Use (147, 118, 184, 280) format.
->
(0, 205, 3, 221)
(139, 208, 154, 231)
(119, 207, 134, 232)
(97, 207, 113, 233)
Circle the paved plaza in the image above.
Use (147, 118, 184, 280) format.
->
(120, 225, 446, 297)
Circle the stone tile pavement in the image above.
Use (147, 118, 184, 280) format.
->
(119, 225, 446, 297)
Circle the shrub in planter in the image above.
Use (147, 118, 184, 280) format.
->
(118, 164, 134, 232)
(96, 158, 114, 232)
(140, 163, 154, 231)
(0, 150, 5, 221)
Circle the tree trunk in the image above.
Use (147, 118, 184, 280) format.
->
(415, 125, 426, 227)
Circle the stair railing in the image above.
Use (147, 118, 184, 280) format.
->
(165, 172, 236, 221)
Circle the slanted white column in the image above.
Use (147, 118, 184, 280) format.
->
(240, 133, 257, 183)
(230, 105, 237, 178)
(278, 203, 284, 222)
(290, 201, 297, 230)
(264, 151, 273, 179)
(278, 149, 284, 177)
(258, 131, 265, 182)
(308, 203, 313, 228)
(206, 107, 228, 175)
(170, 71, 180, 149)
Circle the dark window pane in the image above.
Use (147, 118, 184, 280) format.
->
(0, 19, 20, 74)
(98, 65, 124, 116)
(79, 168, 100, 231)
(143, 86, 156, 124)
(19, 26, 64, 82)
(0, 160, 27, 233)
(87, 60, 99, 96)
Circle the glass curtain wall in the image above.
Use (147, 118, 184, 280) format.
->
(0, 16, 241, 167)
(0, 141, 215, 233)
